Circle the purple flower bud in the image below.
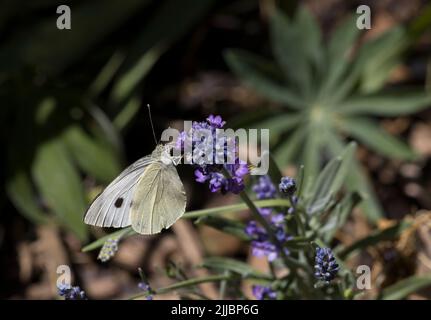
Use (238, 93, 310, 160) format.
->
(314, 247, 339, 283)
(279, 176, 296, 196)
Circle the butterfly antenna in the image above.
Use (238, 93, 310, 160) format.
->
(147, 104, 158, 145)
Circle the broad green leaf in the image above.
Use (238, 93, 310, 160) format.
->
(338, 220, 411, 259)
(338, 117, 417, 160)
(64, 126, 121, 183)
(195, 216, 250, 240)
(201, 257, 272, 280)
(381, 274, 431, 300)
(270, 9, 312, 97)
(224, 49, 305, 108)
(339, 91, 431, 116)
(32, 139, 87, 240)
(251, 113, 301, 137)
(6, 171, 48, 224)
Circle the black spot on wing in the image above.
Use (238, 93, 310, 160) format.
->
(114, 197, 124, 208)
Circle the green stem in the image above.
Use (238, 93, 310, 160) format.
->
(183, 198, 291, 219)
(218, 271, 230, 299)
(82, 199, 292, 252)
(289, 195, 305, 236)
(130, 274, 233, 300)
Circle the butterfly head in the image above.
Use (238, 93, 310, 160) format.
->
(153, 144, 182, 166)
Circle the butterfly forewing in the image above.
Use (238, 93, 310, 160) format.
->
(130, 161, 186, 235)
(84, 156, 154, 228)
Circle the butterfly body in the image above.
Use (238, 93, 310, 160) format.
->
(84, 144, 186, 235)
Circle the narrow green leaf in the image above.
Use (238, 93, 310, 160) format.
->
(82, 227, 133, 252)
(338, 117, 417, 160)
(321, 192, 362, 242)
(328, 15, 360, 64)
(270, 9, 312, 96)
(306, 155, 341, 215)
(201, 257, 273, 280)
(381, 274, 431, 300)
(319, 15, 360, 99)
(338, 220, 412, 259)
(302, 129, 322, 197)
(274, 126, 306, 167)
(294, 6, 323, 73)
(89, 51, 125, 98)
(296, 165, 305, 198)
(113, 96, 141, 131)
(355, 26, 407, 93)
(408, 3, 431, 39)
(329, 142, 356, 196)
(250, 113, 301, 137)
(325, 131, 384, 222)
(339, 91, 431, 116)
(109, 45, 164, 105)
(309, 133, 356, 209)
(224, 49, 305, 108)
(195, 216, 250, 240)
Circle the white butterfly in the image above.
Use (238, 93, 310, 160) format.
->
(84, 144, 186, 235)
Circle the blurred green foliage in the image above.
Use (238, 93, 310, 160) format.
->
(225, 6, 431, 222)
(1, 0, 216, 240)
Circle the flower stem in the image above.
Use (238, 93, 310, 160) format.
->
(81, 199, 292, 253)
(130, 274, 234, 300)
(289, 195, 305, 236)
(234, 177, 301, 272)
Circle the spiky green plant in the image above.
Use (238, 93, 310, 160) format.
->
(225, 7, 431, 222)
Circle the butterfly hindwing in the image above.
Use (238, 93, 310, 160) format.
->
(84, 156, 154, 228)
(130, 161, 186, 235)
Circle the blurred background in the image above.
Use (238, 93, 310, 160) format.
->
(1, 0, 431, 299)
